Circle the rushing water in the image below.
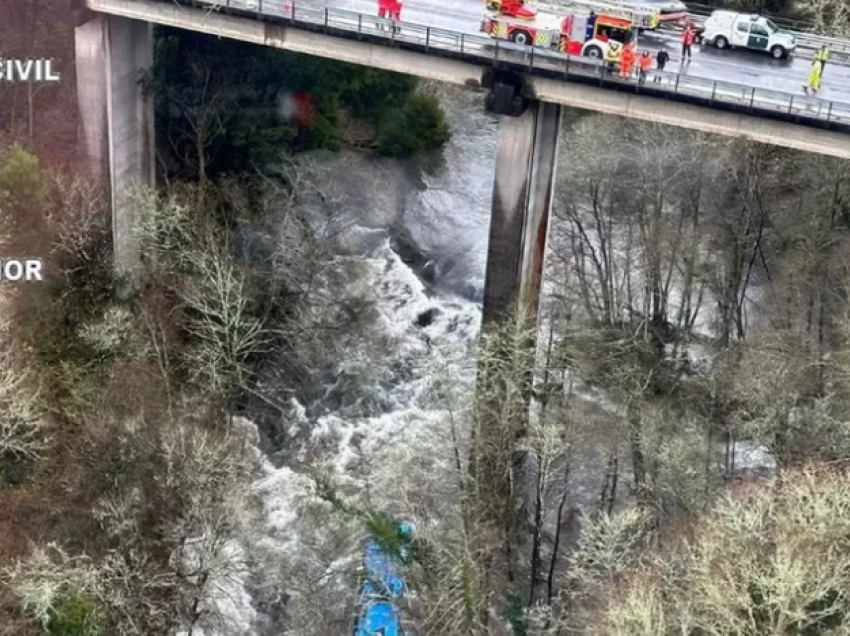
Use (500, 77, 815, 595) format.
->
(226, 87, 500, 635)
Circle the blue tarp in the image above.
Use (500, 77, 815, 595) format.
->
(353, 522, 414, 636)
(356, 600, 402, 636)
(364, 539, 406, 598)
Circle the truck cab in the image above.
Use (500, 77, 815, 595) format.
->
(701, 11, 796, 59)
(577, 13, 637, 56)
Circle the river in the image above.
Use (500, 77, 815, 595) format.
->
(225, 86, 499, 636)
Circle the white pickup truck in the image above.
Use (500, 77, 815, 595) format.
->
(701, 11, 797, 59)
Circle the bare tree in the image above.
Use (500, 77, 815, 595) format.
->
(0, 310, 46, 462)
(7, 413, 261, 636)
(155, 53, 239, 207)
(798, 0, 850, 35)
(586, 465, 850, 635)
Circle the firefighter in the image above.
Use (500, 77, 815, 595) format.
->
(638, 50, 652, 84)
(816, 44, 829, 76)
(585, 11, 597, 41)
(604, 42, 621, 75)
(804, 58, 822, 95)
(377, 0, 388, 28)
(654, 48, 669, 83)
(682, 20, 695, 61)
(620, 43, 635, 79)
(391, 0, 402, 33)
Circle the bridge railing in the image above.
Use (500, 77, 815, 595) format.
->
(204, 0, 850, 126)
(208, 0, 850, 58)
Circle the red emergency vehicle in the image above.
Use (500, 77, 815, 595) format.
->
(481, 7, 638, 57)
(486, 0, 661, 28)
(485, 0, 538, 19)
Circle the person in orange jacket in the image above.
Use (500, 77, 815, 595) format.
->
(682, 20, 695, 61)
(620, 44, 635, 79)
(638, 50, 652, 84)
(391, 0, 402, 32)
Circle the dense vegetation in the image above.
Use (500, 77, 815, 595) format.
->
(0, 137, 392, 635)
(154, 29, 450, 182)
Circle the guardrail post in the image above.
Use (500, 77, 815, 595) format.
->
(788, 95, 794, 113)
(495, 39, 500, 61)
(674, 74, 680, 94)
(826, 101, 833, 122)
(529, 46, 534, 70)
(426, 27, 430, 49)
(292, 2, 296, 21)
(749, 88, 755, 110)
(710, 81, 716, 102)
(324, 7, 328, 26)
(258, 0, 262, 18)
(461, 34, 465, 53)
(358, 13, 362, 33)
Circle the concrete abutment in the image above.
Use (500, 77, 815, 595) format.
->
(75, 13, 154, 286)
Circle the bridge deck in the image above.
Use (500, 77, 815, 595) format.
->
(86, 0, 850, 157)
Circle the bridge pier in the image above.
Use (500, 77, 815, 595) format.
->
(482, 100, 562, 327)
(472, 100, 562, 597)
(75, 12, 154, 287)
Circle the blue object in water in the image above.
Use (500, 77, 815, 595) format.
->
(356, 600, 402, 636)
(353, 521, 415, 636)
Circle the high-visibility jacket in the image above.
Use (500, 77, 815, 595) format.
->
(621, 46, 635, 67)
(683, 28, 694, 45)
(605, 45, 621, 64)
(816, 46, 829, 63)
(807, 60, 823, 88)
(639, 53, 652, 72)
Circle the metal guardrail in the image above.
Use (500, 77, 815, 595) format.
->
(189, 0, 850, 129)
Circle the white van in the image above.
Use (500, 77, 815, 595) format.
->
(701, 11, 797, 59)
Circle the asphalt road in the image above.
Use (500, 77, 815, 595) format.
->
(222, 0, 850, 105)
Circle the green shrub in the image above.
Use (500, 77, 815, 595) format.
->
(0, 145, 50, 216)
(153, 29, 427, 175)
(47, 592, 103, 636)
(377, 94, 451, 158)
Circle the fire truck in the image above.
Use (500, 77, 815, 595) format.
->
(480, 3, 646, 58)
(485, 0, 661, 30)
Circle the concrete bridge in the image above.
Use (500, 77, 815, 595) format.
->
(71, 0, 850, 323)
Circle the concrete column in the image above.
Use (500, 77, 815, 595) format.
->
(105, 15, 154, 285)
(74, 14, 154, 286)
(481, 101, 562, 326)
(75, 15, 110, 182)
